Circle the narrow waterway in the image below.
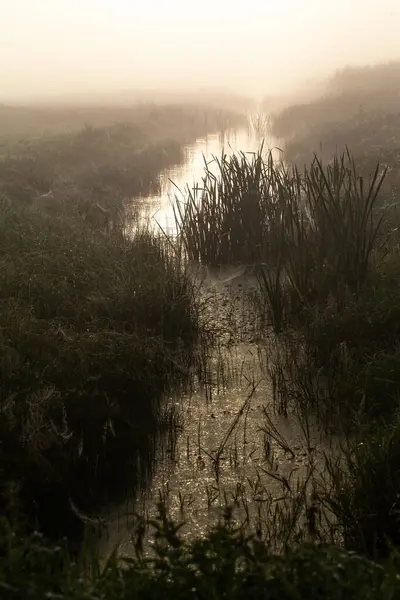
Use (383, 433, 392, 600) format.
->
(100, 123, 330, 559)
(134, 125, 282, 236)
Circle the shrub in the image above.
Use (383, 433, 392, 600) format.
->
(322, 414, 400, 559)
(0, 511, 398, 599)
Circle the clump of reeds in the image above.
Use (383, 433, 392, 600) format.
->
(248, 112, 272, 138)
(174, 147, 386, 332)
(174, 147, 287, 267)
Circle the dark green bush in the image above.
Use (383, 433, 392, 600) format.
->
(0, 511, 399, 599)
(323, 415, 400, 559)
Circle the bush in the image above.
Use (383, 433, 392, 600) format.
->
(323, 415, 400, 559)
(1, 510, 400, 599)
(296, 251, 400, 426)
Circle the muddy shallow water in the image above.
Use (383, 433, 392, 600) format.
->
(100, 268, 330, 558)
(100, 125, 332, 559)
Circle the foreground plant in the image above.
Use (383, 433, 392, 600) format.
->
(320, 413, 400, 560)
(1, 508, 399, 599)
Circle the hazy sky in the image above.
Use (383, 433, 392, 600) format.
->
(2, 0, 400, 100)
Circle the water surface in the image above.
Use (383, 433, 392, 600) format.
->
(101, 125, 329, 558)
(134, 125, 282, 236)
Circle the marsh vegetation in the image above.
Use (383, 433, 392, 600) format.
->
(2, 62, 400, 598)
(0, 102, 244, 548)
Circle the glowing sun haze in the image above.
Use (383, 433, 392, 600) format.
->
(2, 0, 400, 101)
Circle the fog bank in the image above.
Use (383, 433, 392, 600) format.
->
(2, 0, 400, 102)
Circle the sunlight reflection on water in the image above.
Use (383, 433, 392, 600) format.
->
(134, 126, 283, 236)
(100, 125, 332, 560)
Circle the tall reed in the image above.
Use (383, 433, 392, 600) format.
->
(174, 147, 386, 331)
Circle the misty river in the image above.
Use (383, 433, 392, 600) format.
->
(100, 123, 330, 559)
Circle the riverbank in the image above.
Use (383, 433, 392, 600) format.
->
(0, 102, 247, 150)
(0, 102, 245, 551)
(0, 103, 246, 223)
(270, 61, 400, 200)
(168, 60, 400, 564)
